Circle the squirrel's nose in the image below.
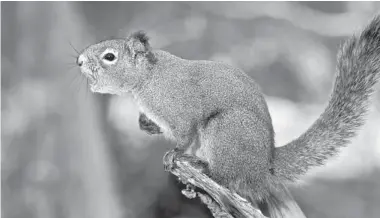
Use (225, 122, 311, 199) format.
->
(77, 55, 86, 67)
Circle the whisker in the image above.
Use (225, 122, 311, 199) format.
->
(69, 73, 81, 90)
(62, 63, 83, 99)
(78, 75, 84, 94)
(63, 63, 77, 67)
(61, 65, 78, 72)
(63, 62, 76, 65)
(85, 78, 89, 101)
(59, 61, 77, 68)
(65, 65, 76, 71)
(72, 72, 82, 94)
(67, 54, 78, 59)
(66, 39, 80, 55)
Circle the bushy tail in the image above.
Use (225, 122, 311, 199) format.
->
(220, 179, 306, 218)
(274, 15, 380, 182)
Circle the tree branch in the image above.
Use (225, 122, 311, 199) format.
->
(168, 159, 268, 218)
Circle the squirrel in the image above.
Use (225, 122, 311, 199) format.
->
(77, 16, 380, 218)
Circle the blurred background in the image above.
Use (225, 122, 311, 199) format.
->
(2, 2, 380, 218)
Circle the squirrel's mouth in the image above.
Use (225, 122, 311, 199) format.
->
(80, 68, 98, 87)
(87, 74, 97, 86)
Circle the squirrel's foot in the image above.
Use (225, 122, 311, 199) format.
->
(139, 113, 162, 135)
(163, 149, 209, 175)
(163, 147, 184, 171)
(176, 154, 210, 176)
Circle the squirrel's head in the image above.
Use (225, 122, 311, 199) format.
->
(77, 31, 157, 95)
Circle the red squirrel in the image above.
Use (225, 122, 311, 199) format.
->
(77, 16, 380, 217)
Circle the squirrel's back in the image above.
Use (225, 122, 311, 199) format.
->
(140, 50, 273, 127)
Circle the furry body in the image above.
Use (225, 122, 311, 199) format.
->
(77, 17, 380, 217)
(133, 50, 279, 203)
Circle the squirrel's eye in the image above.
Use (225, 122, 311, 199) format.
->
(103, 53, 116, 61)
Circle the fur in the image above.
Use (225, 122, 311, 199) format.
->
(273, 16, 380, 183)
(77, 16, 380, 218)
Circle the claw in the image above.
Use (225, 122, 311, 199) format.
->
(163, 148, 182, 171)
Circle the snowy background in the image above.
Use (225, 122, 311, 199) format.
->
(2, 2, 380, 218)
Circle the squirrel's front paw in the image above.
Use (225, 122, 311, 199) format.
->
(139, 113, 162, 135)
(163, 148, 183, 171)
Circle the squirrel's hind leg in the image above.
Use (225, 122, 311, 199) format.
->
(199, 109, 275, 204)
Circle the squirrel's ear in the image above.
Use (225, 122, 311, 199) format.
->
(126, 31, 157, 65)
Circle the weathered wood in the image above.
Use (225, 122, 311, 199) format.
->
(168, 159, 268, 218)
